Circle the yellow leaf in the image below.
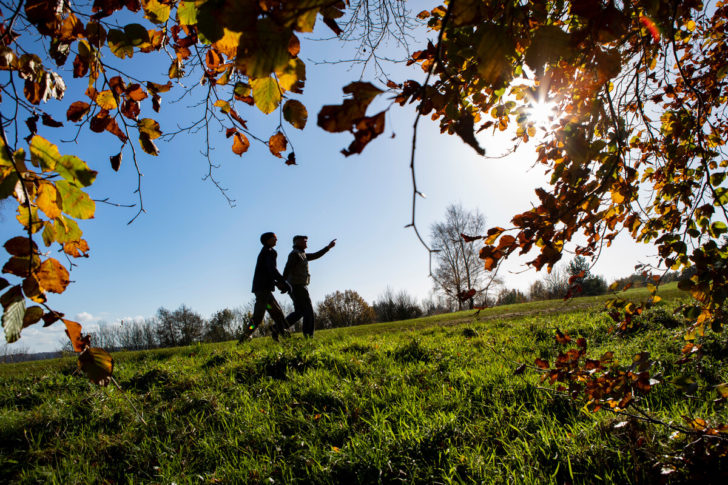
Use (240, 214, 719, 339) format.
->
(213, 29, 241, 58)
(686, 20, 696, 31)
(36, 182, 63, 219)
(142, 0, 171, 24)
(276, 58, 306, 92)
(16, 206, 43, 233)
(214, 99, 231, 113)
(251, 77, 281, 114)
(138, 118, 162, 139)
(96, 90, 118, 110)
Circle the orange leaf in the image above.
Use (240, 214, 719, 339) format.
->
(232, 132, 250, 156)
(36, 258, 70, 294)
(62, 318, 87, 352)
(63, 239, 90, 258)
(269, 132, 287, 158)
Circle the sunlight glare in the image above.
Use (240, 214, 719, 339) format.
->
(528, 101, 557, 129)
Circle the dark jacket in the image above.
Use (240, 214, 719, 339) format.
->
(283, 246, 330, 286)
(252, 246, 285, 293)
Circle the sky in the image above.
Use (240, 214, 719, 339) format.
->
(1, 1, 660, 353)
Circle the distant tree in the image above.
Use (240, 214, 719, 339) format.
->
(205, 308, 237, 343)
(567, 256, 607, 297)
(373, 287, 422, 322)
(317, 290, 375, 329)
(430, 204, 500, 310)
(496, 288, 528, 306)
(88, 321, 119, 350)
(421, 294, 455, 316)
(0, 342, 29, 363)
(528, 280, 549, 302)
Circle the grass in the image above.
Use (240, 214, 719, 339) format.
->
(1, 282, 727, 484)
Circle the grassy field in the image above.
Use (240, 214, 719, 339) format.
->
(1, 283, 727, 484)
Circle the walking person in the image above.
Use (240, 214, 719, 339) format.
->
(283, 235, 336, 338)
(246, 232, 291, 342)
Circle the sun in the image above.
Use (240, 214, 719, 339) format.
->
(528, 100, 557, 129)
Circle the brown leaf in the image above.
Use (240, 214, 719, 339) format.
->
(555, 328, 571, 345)
(35, 257, 70, 294)
(66, 101, 91, 121)
(514, 363, 527, 375)
(22, 305, 44, 328)
(232, 132, 250, 156)
(121, 99, 140, 119)
(110, 152, 122, 171)
(534, 358, 550, 369)
(23, 275, 46, 304)
(78, 347, 113, 386)
(288, 33, 301, 57)
(90, 110, 111, 132)
(139, 132, 159, 156)
(461, 233, 483, 243)
(268, 132, 287, 158)
(41, 113, 63, 128)
(41, 310, 62, 326)
(4, 236, 38, 257)
(108, 75, 126, 96)
(286, 152, 296, 166)
(105, 118, 128, 142)
(3, 256, 38, 278)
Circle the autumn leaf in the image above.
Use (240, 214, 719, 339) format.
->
(232, 132, 250, 156)
(36, 181, 63, 219)
(78, 347, 114, 386)
(55, 180, 95, 219)
(110, 152, 122, 171)
(4, 236, 37, 257)
(269, 132, 287, 158)
(63, 318, 87, 352)
(36, 258, 70, 294)
(96, 90, 118, 110)
(138, 118, 162, 139)
(22, 306, 44, 328)
(251, 77, 281, 114)
(63, 239, 90, 258)
(142, 0, 171, 24)
(283, 99, 308, 129)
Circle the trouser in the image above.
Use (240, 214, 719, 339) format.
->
(286, 285, 315, 336)
(252, 291, 287, 335)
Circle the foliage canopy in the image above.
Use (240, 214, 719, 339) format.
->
(0, 0, 726, 431)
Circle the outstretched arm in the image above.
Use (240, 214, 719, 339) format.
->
(306, 239, 336, 261)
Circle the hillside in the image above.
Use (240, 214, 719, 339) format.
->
(1, 284, 727, 483)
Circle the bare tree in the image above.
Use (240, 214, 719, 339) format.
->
(373, 287, 422, 322)
(430, 204, 500, 310)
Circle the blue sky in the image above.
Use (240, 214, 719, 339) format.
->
(2, 2, 658, 352)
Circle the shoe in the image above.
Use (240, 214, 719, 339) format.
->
(271, 330, 280, 342)
(281, 329, 291, 339)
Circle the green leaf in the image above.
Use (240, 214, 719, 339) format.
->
(710, 221, 727, 237)
(2, 294, 24, 343)
(107, 29, 134, 59)
(714, 187, 728, 206)
(178, 1, 198, 25)
(124, 24, 149, 47)
(56, 180, 95, 219)
(0, 136, 12, 167)
(197, 1, 224, 44)
(56, 155, 97, 187)
(51, 216, 82, 244)
(283, 99, 308, 129)
(672, 375, 698, 394)
(251, 77, 281, 114)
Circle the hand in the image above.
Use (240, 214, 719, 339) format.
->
(328, 239, 337, 249)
